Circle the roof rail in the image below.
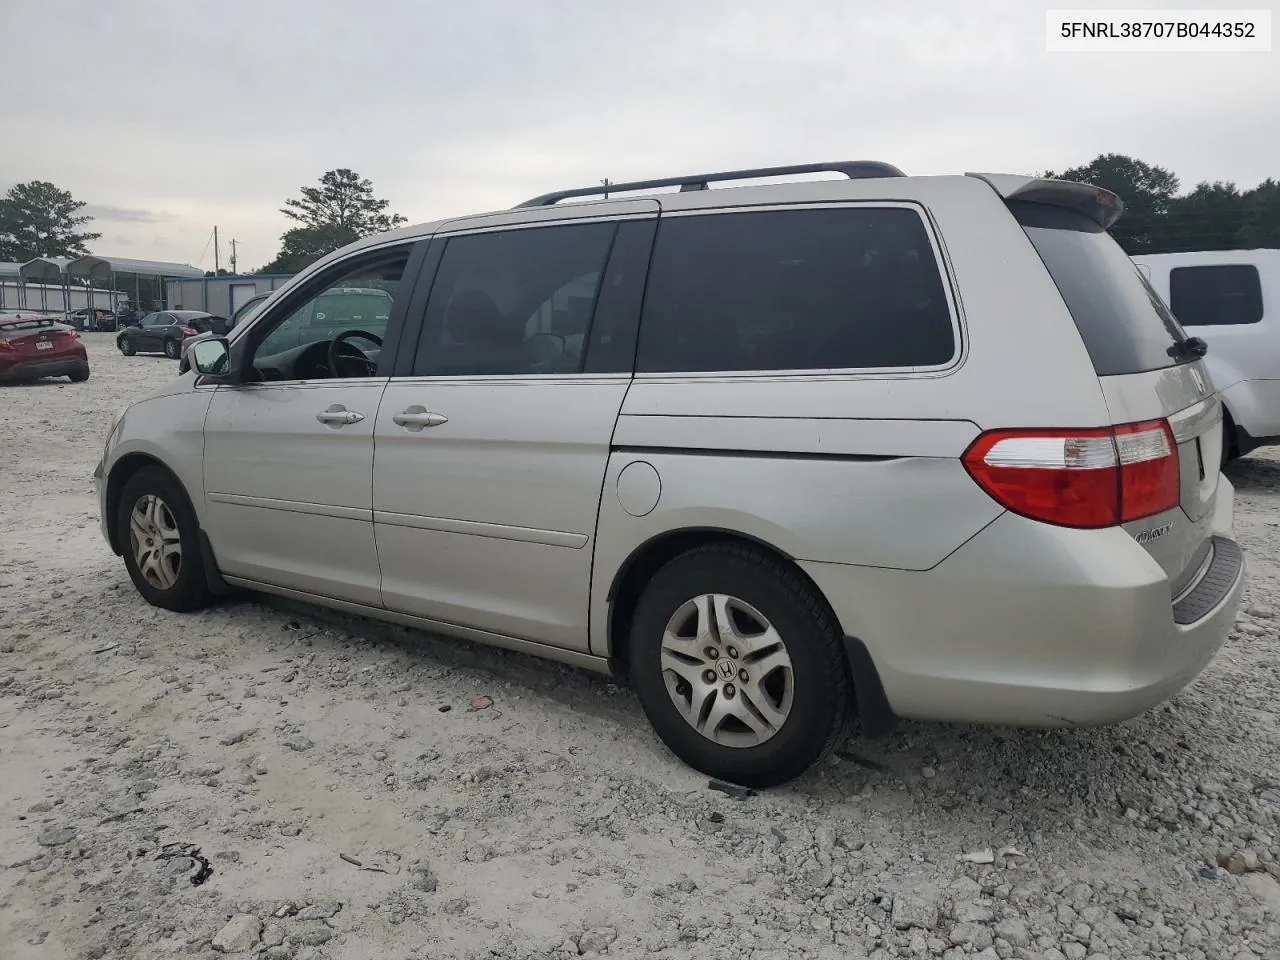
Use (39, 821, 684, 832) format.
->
(513, 160, 906, 209)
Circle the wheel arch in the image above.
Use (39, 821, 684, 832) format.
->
(1221, 403, 1241, 461)
(603, 526, 898, 739)
(605, 527, 829, 667)
(105, 453, 194, 555)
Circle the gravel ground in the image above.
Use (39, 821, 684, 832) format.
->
(1, 335, 1279, 960)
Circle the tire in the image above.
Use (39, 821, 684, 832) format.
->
(117, 466, 215, 613)
(68, 367, 90, 383)
(629, 542, 851, 788)
(164, 339, 180, 360)
(119, 337, 136, 356)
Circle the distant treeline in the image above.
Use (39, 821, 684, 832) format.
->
(1048, 154, 1279, 255)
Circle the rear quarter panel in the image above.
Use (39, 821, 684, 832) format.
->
(588, 416, 1004, 658)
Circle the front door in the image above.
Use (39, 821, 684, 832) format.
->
(373, 217, 650, 651)
(138, 313, 168, 350)
(202, 245, 415, 606)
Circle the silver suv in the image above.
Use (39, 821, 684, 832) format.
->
(96, 161, 1245, 787)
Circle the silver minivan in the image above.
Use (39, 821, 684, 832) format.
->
(96, 162, 1245, 786)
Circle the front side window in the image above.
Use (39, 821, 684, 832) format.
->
(247, 251, 409, 381)
(635, 207, 955, 374)
(411, 222, 616, 377)
(1169, 264, 1264, 327)
(141, 313, 165, 327)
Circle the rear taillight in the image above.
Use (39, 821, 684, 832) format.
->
(962, 420, 1179, 529)
(179, 327, 196, 336)
(0, 340, 13, 352)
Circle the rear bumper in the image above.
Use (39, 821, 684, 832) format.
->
(0, 354, 89, 380)
(802, 476, 1244, 729)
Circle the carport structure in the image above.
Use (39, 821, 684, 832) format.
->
(66, 256, 204, 314)
(0, 262, 21, 309)
(7, 255, 203, 315)
(14, 257, 73, 313)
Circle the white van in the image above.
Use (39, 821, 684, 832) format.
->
(1135, 250, 1280, 462)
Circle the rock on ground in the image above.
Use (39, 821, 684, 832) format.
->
(0, 339, 1278, 960)
(211, 914, 261, 953)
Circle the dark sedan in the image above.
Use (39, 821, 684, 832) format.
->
(117, 310, 229, 359)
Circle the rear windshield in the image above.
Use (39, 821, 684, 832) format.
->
(0, 318, 58, 335)
(1010, 200, 1191, 376)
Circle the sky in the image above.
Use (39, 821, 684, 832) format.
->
(1, 0, 1276, 272)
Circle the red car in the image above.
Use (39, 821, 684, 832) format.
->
(0, 313, 90, 383)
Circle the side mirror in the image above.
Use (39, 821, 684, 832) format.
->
(190, 337, 235, 379)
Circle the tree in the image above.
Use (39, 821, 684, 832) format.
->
(260, 169, 405, 273)
(1045, 154, 1180, 254)
(1162, 182, 1247, 252)
(1238, 179, 1280, 249)
(260, 224, 360, 274)
(0, 181, 101, 261)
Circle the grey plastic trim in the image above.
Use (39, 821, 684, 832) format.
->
(1171, 536, 1243, 625)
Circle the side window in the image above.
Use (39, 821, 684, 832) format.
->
(636, 207, 955, 373)
(248, 251, 409, 381)
(411, 222, 616, 377)
(1169, 265, 1264, 326)
(141, 313, 163, 327)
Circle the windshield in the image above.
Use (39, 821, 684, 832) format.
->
(234, 297, 269, 324)
(303, 292, 392, 330)
(1010, 200, 1191, 376)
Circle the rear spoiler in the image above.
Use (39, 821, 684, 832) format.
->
(966, 173, 1125, 229)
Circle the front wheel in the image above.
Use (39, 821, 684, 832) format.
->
(119, 338, 136, 356)
(629, 543, 851, 788)
(164, 339, 180, 360)
(117, 467, 214, 612)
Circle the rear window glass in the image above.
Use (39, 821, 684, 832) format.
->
(1011, 200, 1190, 377)
(1169, 264, 1264, 326)
(0, 318, 58, 334)
(636, 207, 955, 373)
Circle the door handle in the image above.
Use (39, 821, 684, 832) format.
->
(316, 404, 365, 427)
(392, 405, 449, 431)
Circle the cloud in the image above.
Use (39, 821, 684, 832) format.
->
(0, 0, 1274, 268)
(81, 204, 173, 224)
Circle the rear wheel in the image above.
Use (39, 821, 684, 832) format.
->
(117, 467, 214, 612)
(68, 367, 89, 383)
(164, 339, 180, 360)
(629, 543, 851, 788)
(119, 337, 135, 356)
